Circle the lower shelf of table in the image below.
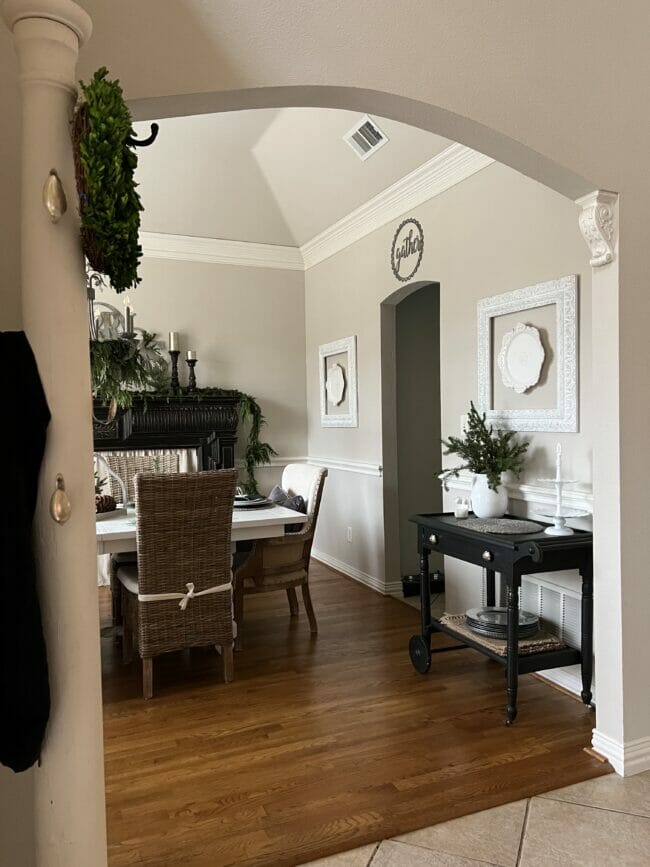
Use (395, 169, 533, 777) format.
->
(426, 618, 582, 674)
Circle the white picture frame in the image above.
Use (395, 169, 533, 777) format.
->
(319, 336, 358, 427)
(477, 275, 578, 432)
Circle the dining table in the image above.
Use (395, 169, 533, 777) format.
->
(96, 503, 308, 555)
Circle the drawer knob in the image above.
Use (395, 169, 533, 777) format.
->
(482, 549, 493, 562)
(429, 533, 438, 544)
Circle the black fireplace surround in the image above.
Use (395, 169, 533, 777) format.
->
(93, 394, 239, 470)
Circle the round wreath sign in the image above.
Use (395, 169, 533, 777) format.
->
(390, 217, 424, 282)
(72, 67, 143, 294)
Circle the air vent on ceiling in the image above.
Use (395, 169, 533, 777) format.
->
(343, 115, 389, 161)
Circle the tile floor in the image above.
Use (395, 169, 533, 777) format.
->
(301, 770, 650, 866)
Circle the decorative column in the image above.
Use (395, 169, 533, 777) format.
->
(577, 190, 630, 772)
(1, 1, 108, 862)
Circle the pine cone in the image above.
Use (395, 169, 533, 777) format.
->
(95, 494, 117, 514)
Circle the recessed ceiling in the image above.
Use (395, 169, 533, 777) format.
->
(133, 108, 452, 247)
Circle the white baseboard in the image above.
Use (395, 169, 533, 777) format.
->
(311, 548, 388, 595)
(591, 729, 650, 776)
(535, 666, 583, 699)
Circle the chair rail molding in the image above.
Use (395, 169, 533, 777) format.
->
(140, 231, 304, 271)
(443, 471, 593, 513)
(308, 456, 383, 476)
(576, 190, 618, 267)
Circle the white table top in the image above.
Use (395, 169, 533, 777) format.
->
(96, 504, 308, 554)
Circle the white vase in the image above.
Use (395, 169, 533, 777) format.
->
(471, 473, 508, 519)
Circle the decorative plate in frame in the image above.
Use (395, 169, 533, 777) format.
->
(476, 275, 578, 432)
(497, 322, 546, 394)
(319, 336, 358, 427)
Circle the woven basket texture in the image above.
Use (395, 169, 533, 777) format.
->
(122, 470, 237, 657)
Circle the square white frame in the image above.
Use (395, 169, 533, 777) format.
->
(319, 336, 358, 427)
(477, 275, 578, 432)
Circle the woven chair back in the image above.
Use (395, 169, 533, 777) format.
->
(102, 452, 180, 503)
(134, 470, 238, 655)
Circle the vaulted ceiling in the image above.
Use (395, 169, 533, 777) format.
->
(133, 108, 452, 247)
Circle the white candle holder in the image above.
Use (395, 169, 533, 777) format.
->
(536, 444, 589, 535)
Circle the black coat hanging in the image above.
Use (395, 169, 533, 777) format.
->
(0, 331, 51, 772)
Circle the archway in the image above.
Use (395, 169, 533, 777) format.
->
(2, 4, 634, 863)
(381, 280, 441, 591)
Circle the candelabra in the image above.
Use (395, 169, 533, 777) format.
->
(169, 350, 180, 390)
(186, 358, 198, 393)
(537, 443, 589, 535)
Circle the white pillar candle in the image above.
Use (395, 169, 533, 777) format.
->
(168, 331, 179, 351)
(186, 349, 197, 360)
(556, 442, 562, 480)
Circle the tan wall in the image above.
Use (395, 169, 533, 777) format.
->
(306, 161, 591, 589)
(0, 25, 22, 330)
(101, 257, 308, 481)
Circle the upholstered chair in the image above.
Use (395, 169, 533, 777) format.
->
(117, 469, 238, 699)
(233, 464, 327, 648)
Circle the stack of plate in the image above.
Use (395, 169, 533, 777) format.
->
(233, 495, 272, 509)
(465, 607, 539, 640)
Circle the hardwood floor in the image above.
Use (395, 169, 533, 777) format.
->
(100, 562, 609, 867)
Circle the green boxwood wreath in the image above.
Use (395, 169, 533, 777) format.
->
(72, 67, 143, 293)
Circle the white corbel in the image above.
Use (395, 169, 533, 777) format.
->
(576, 190, 618, 267)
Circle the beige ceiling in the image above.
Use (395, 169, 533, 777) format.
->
(133, 108, 451, 247)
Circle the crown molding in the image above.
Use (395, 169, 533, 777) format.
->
(139, 144, 493, 273)
(140, 231, 304, 271)
(300, 143, 494, 269)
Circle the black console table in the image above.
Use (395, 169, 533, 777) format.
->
(408, 513, 593, 725)
(93, 394, 240, 470)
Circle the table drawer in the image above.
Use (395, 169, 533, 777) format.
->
(420, 526, 511, 571)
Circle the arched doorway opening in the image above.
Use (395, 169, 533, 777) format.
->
(381, 280, 442, 591)
(2, 3, 632, 857)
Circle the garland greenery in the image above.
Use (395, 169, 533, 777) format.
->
(72, 67, 143, 293)
(131, 387, 277, 496)
(440, 401, 529, 492)
(90, 337, 160, 409)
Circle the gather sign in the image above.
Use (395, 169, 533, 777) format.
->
(390, 217, 424, 282)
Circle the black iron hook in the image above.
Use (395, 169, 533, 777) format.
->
(127, 122, 159, 148)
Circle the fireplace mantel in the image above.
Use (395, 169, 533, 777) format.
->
(93, 394, 240, 470)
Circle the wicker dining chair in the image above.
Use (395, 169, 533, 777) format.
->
(102, 452, 181, 627)
(233, 464, 327, 649)
(100, 451, 181, 504)
(117, 469, 238, 699)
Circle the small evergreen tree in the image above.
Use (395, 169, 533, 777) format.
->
(440, 402, 529, 491)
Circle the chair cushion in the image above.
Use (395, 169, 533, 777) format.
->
(116, 561, 139, 596)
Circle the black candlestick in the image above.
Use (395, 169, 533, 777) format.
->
(169, 350, 180, 390)
(186, 358, 197, 393)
